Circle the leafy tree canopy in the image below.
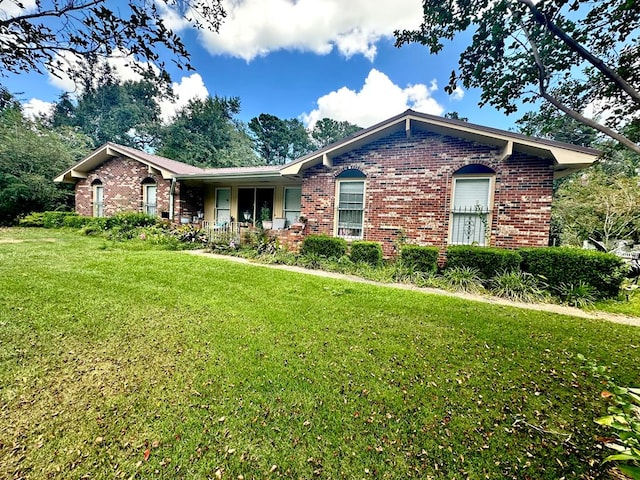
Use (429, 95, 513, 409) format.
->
(156, 96, 261, 168)
(395, 0, 640, 154)
(0, 90, 93, 224)
(310, 118, 361, 149)
(51, 64, 161, 149)
(249, 113, 314, 165)
(0, 0, 226, 89)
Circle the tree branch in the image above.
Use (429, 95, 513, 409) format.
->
(0, 0, 104, 27)
(520, 18, 640, 155)
(516, 0, 640, 106)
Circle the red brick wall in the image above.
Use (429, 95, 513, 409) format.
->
(301, 130, 554, 256)
(75, 156, 172, 218)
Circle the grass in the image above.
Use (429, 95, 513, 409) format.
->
(1, 228, 640, 479)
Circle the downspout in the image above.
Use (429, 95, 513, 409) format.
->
(169, 177, 177, 223)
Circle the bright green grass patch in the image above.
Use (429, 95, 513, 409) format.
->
(1, 228, 639, 479)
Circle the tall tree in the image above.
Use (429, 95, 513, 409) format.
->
(157, 96, 261, 168)
(52, 73, 161, 149)
(395, 0, 640, 155)
(310, 118, 361, 148)
(248, 114, 314, 165)
(0, 92, 93, 224)
(0, 0, 225, 89)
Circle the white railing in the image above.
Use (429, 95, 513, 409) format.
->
(203, 221, 242, 244)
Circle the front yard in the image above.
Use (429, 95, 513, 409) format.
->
(1, 228, 639, 479)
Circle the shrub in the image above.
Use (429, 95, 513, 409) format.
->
(104, 212, 158, 230)
(18, 212, 45, 227)
(300, 235, 347, 259)
(489, 270, 547, 303)
(440, 266, 485, 294)
(350, 241, 383, 266)
(445, 245, 521, 279)
(556, 281, 596, 307)
(63, 215, 92, 229)
(520, 247, 627, 299)
(399, 245, 439, 273)
(42, 211, 78, 228)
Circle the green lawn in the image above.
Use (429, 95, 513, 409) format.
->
(1, 228, 639, 479)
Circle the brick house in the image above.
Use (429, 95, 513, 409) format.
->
(56, 110, 599, 254)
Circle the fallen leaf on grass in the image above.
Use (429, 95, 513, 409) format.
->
(143, 448, 151, 461)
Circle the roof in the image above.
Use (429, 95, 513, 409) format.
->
(280, 109, 601, 178)
(54, 142, 206, 183)
(55, 110, 600, 184)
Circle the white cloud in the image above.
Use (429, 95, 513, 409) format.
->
(450, 86, 465, 101)
(301, 69, 444, 128)
(0, 0, 37, 19)
(186, 0, 422, 61)
(158, 73, 209, 123)
(22, 98, 54, 120)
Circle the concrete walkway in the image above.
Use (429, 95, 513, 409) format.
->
(185, 250, 640, 327)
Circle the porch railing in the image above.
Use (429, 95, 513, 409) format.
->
(203, 221, 242, 244)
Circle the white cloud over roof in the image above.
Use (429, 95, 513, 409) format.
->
(189, 0, 422, 61)
(157, 73, 210, 123)
(22, 98, 54, 120)
(301, 69, 445, 128)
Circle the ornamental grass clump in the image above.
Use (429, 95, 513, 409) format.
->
(440, 266, 485, 294)
(489, 270, 548, 303)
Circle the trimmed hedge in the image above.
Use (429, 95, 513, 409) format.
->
(400, 245, 439, 273)
(445, 245, 521, 279)
(42, 211, 78, 228)
(350, 241, 383, 266)
(301, 235, 347, 259)
(18, 212, 45, 227)
(63, 215, 92, 229)
(519, 247, 627, 299)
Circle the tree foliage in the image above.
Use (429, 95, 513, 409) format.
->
(0, 0, 226, 88)
(310, 118, 361, 149)
(395, 0, 640, 154)
(0, 93, 93, 224)
(156, 96, 261, 168)
(248, 113, 314, 165)
(51, 65, 161, 149)
(553, 169, 640, 250)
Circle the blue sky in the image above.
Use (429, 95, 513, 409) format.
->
(2, 0, 522, 132)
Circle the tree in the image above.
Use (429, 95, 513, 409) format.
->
(249, 114, 314, 165)
(0, 93, 93, 224)
(0, 0, 225, 89)
(52, 72, 161, 149)
(395, 0, 640, 155)
(554, 169, 640, 249)
(310, 118, 361, 148)
(156, 96, 261, 168)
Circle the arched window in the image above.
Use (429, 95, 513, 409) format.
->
(142, 178, 157, 216)
(450, 165, 495, 246)
(91, 179, 104, 217)
(335, 169, 366, 239)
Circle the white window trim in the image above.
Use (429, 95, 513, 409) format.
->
(283, 187, 302, 224)
(334, 179, 366, 240)
(449, 175, 495, 246)
(215, 187, 231, 224)
(93, 184, 104, 218)
(143, 183, 157, 216)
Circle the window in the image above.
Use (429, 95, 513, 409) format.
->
(92, 180, 104, 217)
(336, 179, 365, 239)
(215, 188, 231, 224)
(283, 187, 301, 224)
(450, 176, 493, 245)
(143, 184, 157, 216)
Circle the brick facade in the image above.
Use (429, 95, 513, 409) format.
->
(74, 156, 203, 222)
(301, 130, 554, 256)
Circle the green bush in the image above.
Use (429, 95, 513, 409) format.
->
(350, 241, 383, 266)
(62, 215, 92, 229)
(104, 212, 158, 230)
(300, 235, 347, 259)
(399, 245, 439, 273)
(42, 211, 78, 228)
(18, 212, 45, 227)
(520, 247, 626, 299)
(489, 270, 547, 303)
(445, 246, 521, 279)
(440, 266, 485, 294)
